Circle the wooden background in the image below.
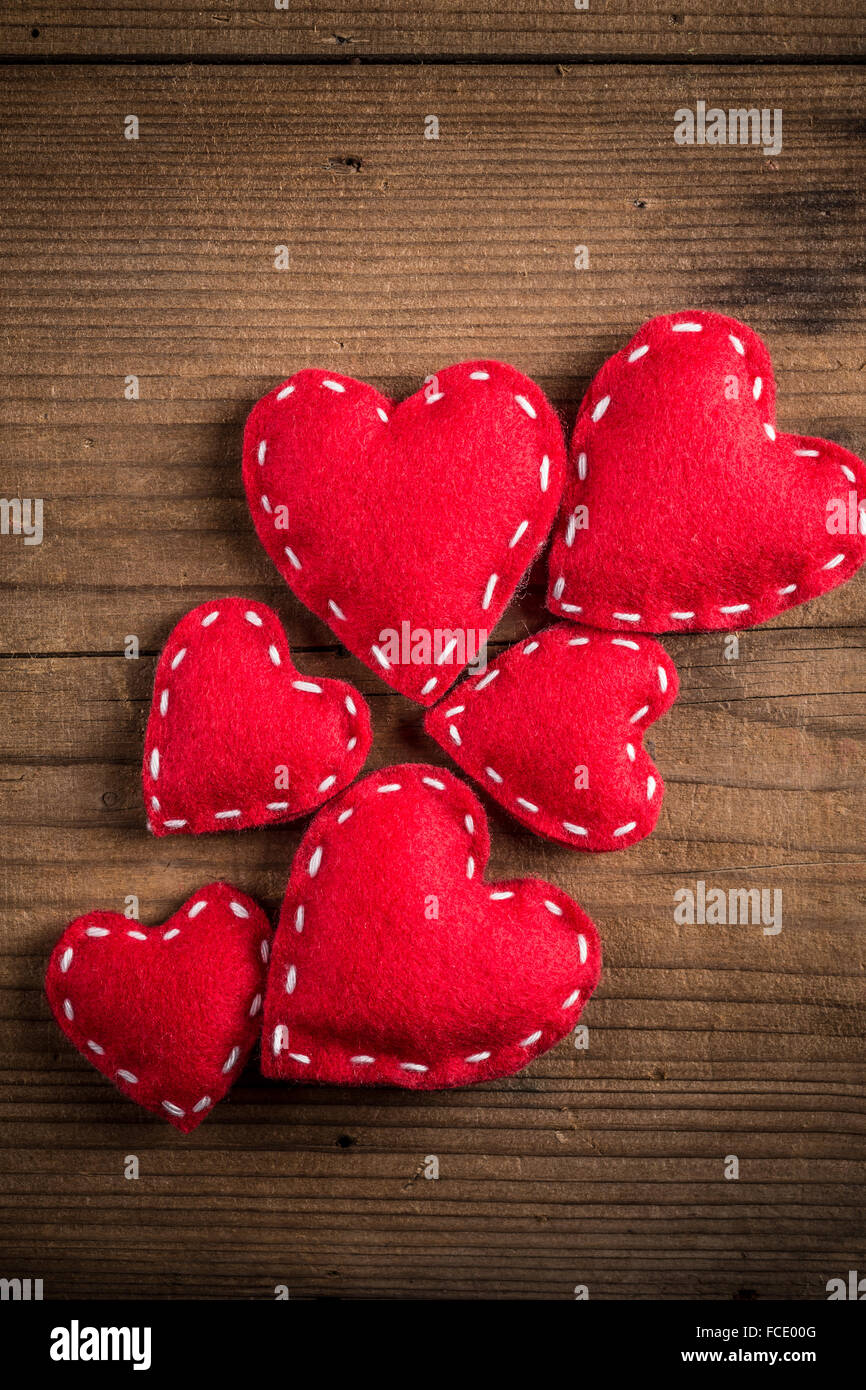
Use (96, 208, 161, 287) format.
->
(1, 3, 864, 1301)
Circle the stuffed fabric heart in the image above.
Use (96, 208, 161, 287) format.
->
(142, 598, 371, 836)
(45, 884, 271, 1132)
(547, 310, 866, 632)
(243, 362, 566, 704)
(425, 624, 678, 851)
(261, 764, 601, 1088)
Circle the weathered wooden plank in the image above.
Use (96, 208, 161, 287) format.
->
(1, 1, 864, 61)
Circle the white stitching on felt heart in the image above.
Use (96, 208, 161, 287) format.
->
(550, 317, 864, 625)
(55, 903, 267, 1123)
(272, 774, 589, 1075)
(146, 606, 362, 833)
(444, 632, 669, 845)
(256, 366, 558, 695)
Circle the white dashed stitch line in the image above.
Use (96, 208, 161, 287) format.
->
(823, 554, 846, 570)
(318, 775, 337, 792)
(729, 333, 745, 355)
(578, 935, 588, 964)
(162, 1101, 184, 1117)
(159, 689, 169, 716)
(469, 370, 489, 380)
(151, 796, 160, 812)
(308, 847, 323, 877)
(523, 641, 539, 654)
(268, 644, 281, 667)
(60, 948, 73, 972)
(163, 928, 180, 940)
(87, 1040, 104, 1055)
(464, 814, 475, 834)
(116, 1069, 138, 1085)
(244, 610, 263, 627)
(328, 599, 346, 621)
(445, 704, 464, 717)
(338, 804, 354, 820)
(613, 612, 641, 622)
(322, 379, 345, 393)
(257, 440, 267, 464)
(509, 520, 529, 547)
(562, 989, 581, 1009)
(284, 546, 302, 570)
(520, 1030, 543, 1047)
(544, 900, 563, 916)
(841, 465, 856, 482)
(671, 321, 702, 333)
(261, 495, 272, 513)
(63, 998, 74, 1019)
(170, 647, 186, 670)
(490, 890, 514, 900)
(752, 377, 763, 400)
(201, 610, 219, 627)
(612, 638, 639, 650)
(795, 448, 819, 457)
(485, 766, 503, 784)
(277, 383, 295, 401)
(188, 901, 207, 918)
(216, 809, 242, 820)
(295, 905, 305, 931)
(351, 1054, 375, 1064)
(268, 801, 289, 811)
(516, 797, 539, 813)
(163, 819, 187, 829)
(378, 782, 402, 793)
(566, 515, 577, 547)
(591, 395, 610, 422)
(466, 856, 475, 878)
(285, 966, 297, 994)
(127, 930, 146, 940)
(778, 584, 797, 595)
(289, 1052, 310, 1064)
(540, 455, 550, 491)
(630, 705, 649, 722)
(437, 637, 458, 665)
(449, 724, 462, 746)
(670, 610, 696, 620)
(376, 407, 389, 423)
(260, 939, 270, 964)
(563, 822, 588, 836)
(626, 743, 636, 761)
(613, 820, 637, 837)
(764, 423, 776, 442)
(474, 669, 499, 691)
(577, 451, 587, 480)
(421, 677, 438, 695)
(149, 749, 159, 780)
(371, 644, 391, 670)
(647, 776, 657, 799)
(514, 394, 536, 419)
(422, 777, 445, 790)
(568, 636, 589, 646)
(193, 1096, 212, 1113)
(222, 1046, 240, 1073)
(553, 576, 565, 600)
(425, 390, 444, 404)
(293, 680, 323, 693)
(400, 1062, 428, 1073)
(481, 574, 498, 610)
(86, 926, 110, 937)
(229, 900, 249, 918)
(658, 665, 668, 692)
(628, 345, 649, 363)
(466, 1051, 491, 1063)
(719, 604, 750, 614)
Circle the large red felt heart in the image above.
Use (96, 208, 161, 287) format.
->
(45, 884, 271, 1132)
(142, 598, 371, 836)
(424, 624, 678, 851)
(547, 310, 866, 632)
(243, 362, 566, 704)
(261, 765, 601, 1088)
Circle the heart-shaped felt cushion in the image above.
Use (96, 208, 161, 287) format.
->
(243, 362, 566, 704)
(45, 883, 271, 1132)
(547, 310, 866, 632)
(142, 598, 371, 836)
(424, 624, 678, 851)
(261, 764, 601, 1088)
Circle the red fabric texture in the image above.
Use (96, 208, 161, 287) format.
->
(424, 624, 678, 851)
(243, 362, 566, 704)
(44, 884, 271, 1132)
(547, 310, 866, 632)
(142, 598, 371, 836)
(261, 764, 601, 1088)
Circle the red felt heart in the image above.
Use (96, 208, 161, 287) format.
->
(243, 362, 566, 704)
(547, 310, 866, 632)
(45, 884, 271, 1132)
(142, 598, 371, 836)
(261, 765, 601, 1088)
(425, 624, 678, 851)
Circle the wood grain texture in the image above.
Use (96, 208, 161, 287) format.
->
(0, 59, 864, 1301)
(2, 0, 865, 61)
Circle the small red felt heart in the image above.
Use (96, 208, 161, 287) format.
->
(243, 362, 566, 704)
(45, 884, 271, 1132)
(142, 598, 371, 836)
(425, 624, 678, 851)
(261, 765, 601, 1088)
(547, 311, 866, 632)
